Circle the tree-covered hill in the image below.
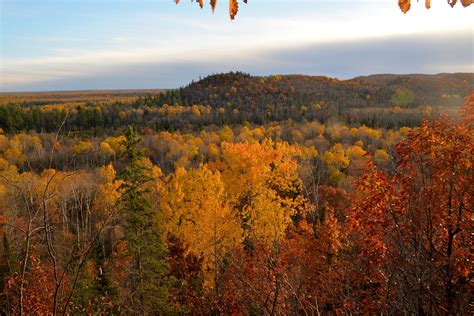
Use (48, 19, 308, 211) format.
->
(1, 72, 472, 134)
(352, 72, 473, 106)
(157, 71, 472, 109)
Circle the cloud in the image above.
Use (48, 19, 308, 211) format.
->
(1, 31, 472, 92)
(2, 0, 473, 92)
(253, 31, 474, 78)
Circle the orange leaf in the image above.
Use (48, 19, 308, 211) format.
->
(230, 0, 238, 20)
(399, 0, 411, 13)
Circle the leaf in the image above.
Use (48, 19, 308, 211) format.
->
(53, 141, 61, 150)
(230, 0, 238, 20)
(174, 0, 469, 18)
(399, 0, 411, 13)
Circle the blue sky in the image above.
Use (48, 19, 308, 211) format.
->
(1, 0, 473, 92)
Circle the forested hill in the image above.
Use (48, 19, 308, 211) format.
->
(169, 72, 473, 109)
(0, 72, 472, 134)
(352, 72, 474, 106)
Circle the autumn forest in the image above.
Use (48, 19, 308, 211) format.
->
(0, 71, 472, 314)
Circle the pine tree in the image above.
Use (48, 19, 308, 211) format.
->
(0, 233, 17, 314)
(117, 126, 171, 314)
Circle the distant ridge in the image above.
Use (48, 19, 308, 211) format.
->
(352, 73, 474, 85)
(175, 72, 473, 109)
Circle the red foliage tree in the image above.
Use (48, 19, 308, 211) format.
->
(349, 93, 473, 314)
(167, 235, 206, 313)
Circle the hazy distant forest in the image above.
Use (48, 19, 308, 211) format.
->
(0, 71, 472, 314)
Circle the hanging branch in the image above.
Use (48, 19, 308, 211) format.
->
(175, 0, 471, 19)
(175, 0, 248, 20)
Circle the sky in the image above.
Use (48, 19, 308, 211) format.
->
(0, 0, 473, 92)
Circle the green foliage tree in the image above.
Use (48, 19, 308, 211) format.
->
(0, 234, 17, 314)
(117, 126, 171, 314)
(391, 88, 416, 107)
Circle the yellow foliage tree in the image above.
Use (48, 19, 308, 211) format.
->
(220, 140, 306, 244)
(95, 164, 122, 209)
(0, 134, 8, 152)
(73, 140, 93, 155)
(160, 166, 242, 288)
(321, 143, 350, 185)
(4, 134, 42, 167)
(374, 149, 391, 167)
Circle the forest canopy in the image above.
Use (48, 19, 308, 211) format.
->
(0, 72, 472, 314)
(1, 0, 472, 313)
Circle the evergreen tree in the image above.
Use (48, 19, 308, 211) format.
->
(117, 126, 171, 314)
(0, 234, 17, 314)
